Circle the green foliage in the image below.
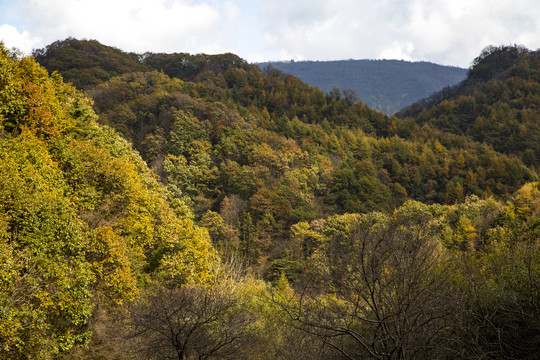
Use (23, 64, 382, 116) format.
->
(270, 193, 540, 359)
(400, 46, 540, 167)
(32, 38, 150, 89)
(0, 134, 94, 357)
(143, 51, 251, 81)
(26, 40, 540, 358)
(0, 45, 217, 358)
(32, 39, 538, 276)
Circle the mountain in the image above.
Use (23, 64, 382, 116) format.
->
(257, 59, 467, 114)
(32, 37, 150, 89)
(33, 39, 467, 116)
(398, 45, 540, 166)
(6, 38, 539, 359)
(32, 39, 535, 259)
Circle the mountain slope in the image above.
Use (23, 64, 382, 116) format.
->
(5, 38, 540, 360)
(257, 59, 467, 114)
(0, 44, 216, 357)
(398, 45, 540, 166)
(32, 39, 536, 277)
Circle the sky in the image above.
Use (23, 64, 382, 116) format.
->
(0, 0, 539, 68)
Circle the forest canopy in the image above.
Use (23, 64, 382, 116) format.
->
(0, 43, 217, 357)
(1, 39, 539, 359)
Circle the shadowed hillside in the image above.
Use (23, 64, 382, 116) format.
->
(257, 59, 467, 114)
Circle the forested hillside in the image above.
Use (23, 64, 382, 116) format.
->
(399, 45, 540, 167)
(1, 38, 539, 359)
(257, 59, 467, 114)
(33, 39, 535, 274)
(0, 43, 217, 358)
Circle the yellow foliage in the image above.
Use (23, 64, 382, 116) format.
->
(513, 182, 540, 220)
(0, 45, 220, 357)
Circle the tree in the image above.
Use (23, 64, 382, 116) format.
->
(0, 135, 94, 358)
(125, 284, 259, 360)
(453, 185, 540, 359)
(0, 46, 219, 358)
(276, 204, 460, 359)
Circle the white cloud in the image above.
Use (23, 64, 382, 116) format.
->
(401, 0, 540, 66)
(255, 0, 540, 66)
(378, 42, 415, 61)
(257, 0, 393, 60)
(7, 0, 242, 54)
(0, 0, 539, 66)
(0, 24, 41, 54)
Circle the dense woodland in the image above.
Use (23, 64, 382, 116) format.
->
(257, 59, 467, 115)
(399, 45, 540, 167)
(0, 38, 539, 359)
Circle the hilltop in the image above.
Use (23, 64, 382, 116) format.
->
(398, 45, 540, 166)
(257, 59, 467, 114)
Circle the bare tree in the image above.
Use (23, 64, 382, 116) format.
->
(275, 209, 461, 359)
(125, 284, 259, 360)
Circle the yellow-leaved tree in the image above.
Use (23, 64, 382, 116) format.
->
(0, 43, 217, 359)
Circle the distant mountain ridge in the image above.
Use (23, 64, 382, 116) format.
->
(257, 59, 467, 114)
